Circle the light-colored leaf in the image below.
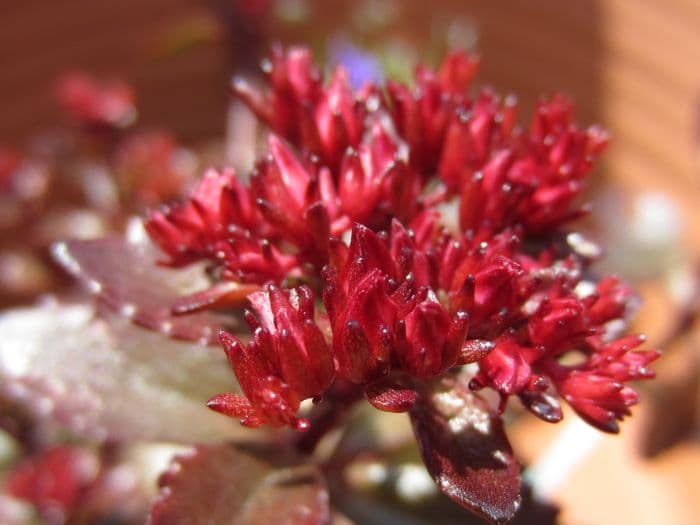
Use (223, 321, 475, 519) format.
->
(52, 235, 238, 345)
(0, 302, 250, 443)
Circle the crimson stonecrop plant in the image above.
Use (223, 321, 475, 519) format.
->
(54, 46, 659, 524)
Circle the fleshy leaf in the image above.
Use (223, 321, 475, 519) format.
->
(171, 281, 260, 314)
(149, 443, 331, 525)
(409, 378, 521, 525)
(52, 235, 237, 345)
(0, 302, 249, 443)
(519, 391, 563, 423)
(365, 381, 418, 413)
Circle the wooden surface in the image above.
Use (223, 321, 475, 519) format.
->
(595, 0, 700, 250)
(0, 0, 699, 238)
(0, 0, 231, 143)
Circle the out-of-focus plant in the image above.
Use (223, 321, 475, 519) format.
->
(0, 71, 199, 308)
(0, 45, 660, 525)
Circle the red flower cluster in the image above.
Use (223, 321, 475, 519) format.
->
(208, 285, 334, 430)
(146, 124, 428, 281)
(113, 131, 193, 206)
(232, 44, 368, 171)
(56, 71, 137, 131)
(142, 46, 658, 522)
(147, 46, 657, 433)
(323, 223, 470, 383)
(0, 147, 20, 191)
(7, 446, 98, 517)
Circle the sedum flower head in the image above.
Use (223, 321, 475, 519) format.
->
(142, 46, 658, 524)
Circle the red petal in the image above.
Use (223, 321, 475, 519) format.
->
(402, 299, 452, 377)
(269, 134, 311, 209)
(459, 339, 495, 364)
(365, 381, 418, 413)
(171, 281, 260, 314)
(479, 335, 533, 395)
(206, 393, 261, 427)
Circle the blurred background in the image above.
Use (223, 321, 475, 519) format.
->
(1, 1, 700, 524)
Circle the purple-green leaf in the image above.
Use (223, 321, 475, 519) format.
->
(409, 378, 521, 525)
(149, 444, 331, 525)
(52, 235, 237, 345)
(0, 303, 246, 443)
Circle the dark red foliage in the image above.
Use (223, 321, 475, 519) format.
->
(410, 379, 521, 525)
(53, 237, 238, 344)
(149, 444, 331, 525)
(365, 380, 419, 413)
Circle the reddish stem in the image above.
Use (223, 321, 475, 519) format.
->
(293, 380, 364, 454)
